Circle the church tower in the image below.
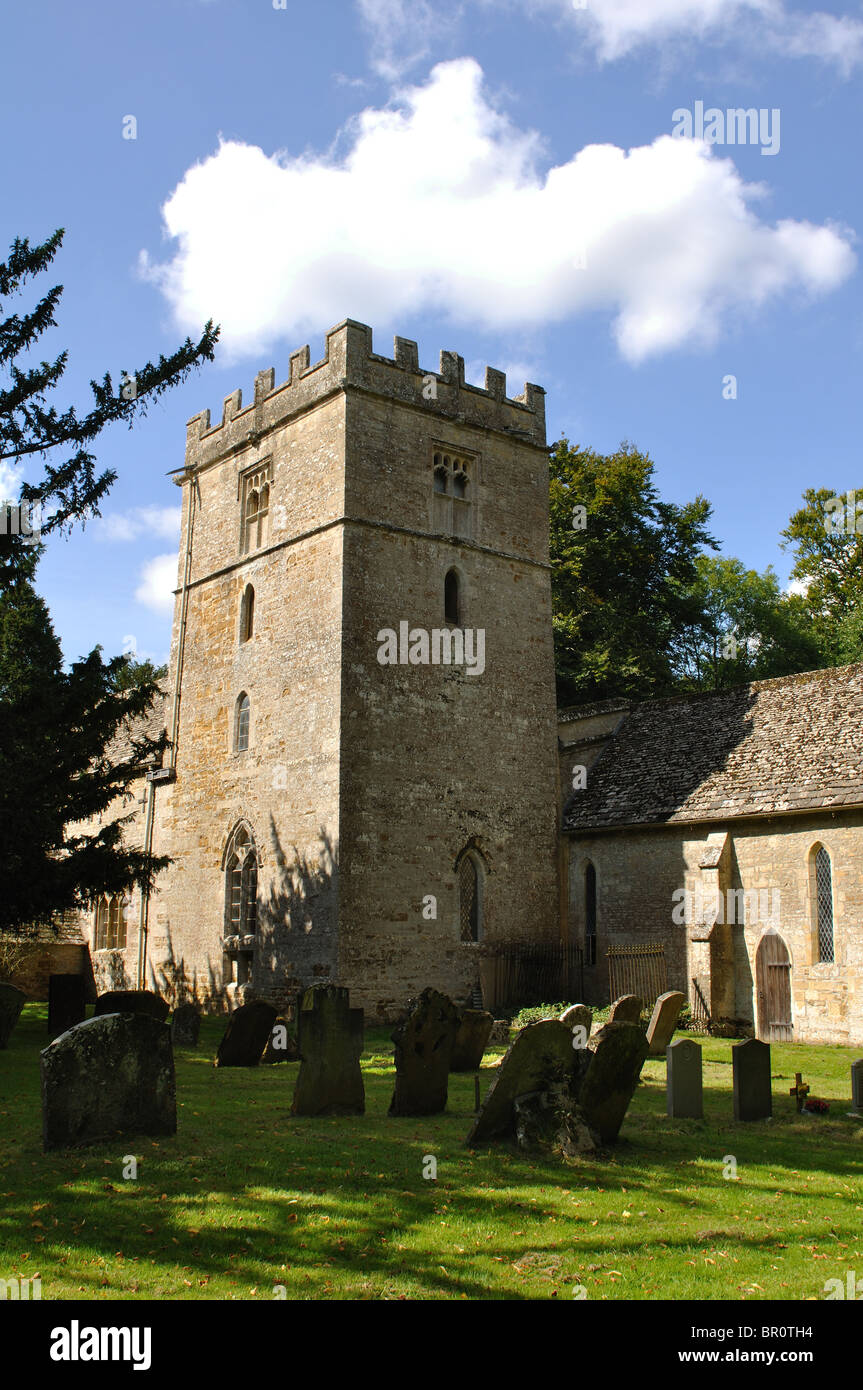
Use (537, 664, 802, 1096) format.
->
(148, 320, 561, 1017)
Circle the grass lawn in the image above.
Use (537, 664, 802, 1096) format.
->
(1, 1004, 862, 1301)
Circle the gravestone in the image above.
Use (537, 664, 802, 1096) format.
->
(390, 988, 460, 1115)
(646, 990, 686, 1056)
(170, 1003, 200, 1048)
(292, 984, 364, 1116)
(560, 1003, 593, 1036)
(732, 1038, 772, 1121)
(40, 1013, 176, 1151)
(450, 1009, 494, 1072)
(609, 994, 642, 1024)
(849, 1059, 863, 1117)
(215, 999, 277, 1067)
(666, 1037, 703, 1119)
(0, 982, 26, 1049)
(48, 974, 86, 1038)
(466, 1020, 579, 1144)
(94, 990, 169, 1023)
(261, 1017, 300, 1064)
(578, 1021, 649, 1142)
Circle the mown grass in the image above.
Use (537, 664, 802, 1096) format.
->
(1, 1004, 861, 1301)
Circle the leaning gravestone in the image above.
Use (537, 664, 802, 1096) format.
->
(646, 990, 686, 1056)
(94, 990, 169, 1023)
(466, 1020, 579, 1144)
(609, 994, 642, 1024)
(0, 982, 26, 1049)
(48, 974, 86, 1038)
(849, 1059, 863, 1118)
(450, 1009, 494, 1072)
(170, 1003, 201, 1048)
(215, 999, 277, 1067)
(732, 1037, 772, 1121)
(560, 1003, 593, 1035)
(666, 1037, 703, 1119)
(261, 1017, 300, 1064)
(292, 984, 364, 1116)
(578, 1021, 649, 1142)
(390, 988, 460, 1115)
(41, 1013, 176, 1151)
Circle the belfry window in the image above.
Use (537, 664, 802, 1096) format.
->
(432, 450, 474, 537)
(241, 464, 271, 553)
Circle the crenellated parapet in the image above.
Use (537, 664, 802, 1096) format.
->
(183, 318, 546, 472)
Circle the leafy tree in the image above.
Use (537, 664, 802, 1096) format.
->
(549, 439, 714, 704)
(780, 485, 863, 665)
(113, 656, 168, 692)
(0, 229, 217, 933)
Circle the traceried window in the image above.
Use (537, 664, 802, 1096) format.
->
(240, 584, 255, 643)
(94, 894, 127, 950)
(458, 849, 482, 942)
(815, 846, 835, 963)
(432, 450, 474, 538)
(585, 862, 597, 966)
(241, 464, 271, 553)
(235, 693, 250, 753)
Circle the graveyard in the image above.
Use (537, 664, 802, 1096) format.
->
(1, 995, 862, 1302)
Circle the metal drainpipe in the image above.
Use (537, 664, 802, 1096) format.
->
(137, 467, 197, 991)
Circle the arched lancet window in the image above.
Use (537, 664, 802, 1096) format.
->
(458, 849, 483, 942)
(445, 568, 460, 625)
(814, 845, 835, 963)
(95, 893, 127, 951)
(224, 825, 259, 987)
(240, 584, 255, 643)
(235, 693, 250, 753)
(257, 483, 270, 548)
(585, 862, 597, 965)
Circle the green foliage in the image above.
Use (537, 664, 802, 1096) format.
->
(511, 1002, 569, 1027)
(549, 439, 714, 704)
(780, 486, 863, 666)
(112, 656, 168, 693)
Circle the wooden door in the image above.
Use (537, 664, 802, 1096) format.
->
(756, 930, 793, 1042)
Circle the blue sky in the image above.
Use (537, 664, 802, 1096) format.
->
(2, 0, 861, 666)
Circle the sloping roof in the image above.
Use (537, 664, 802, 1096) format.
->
(563, 663, 863, 833)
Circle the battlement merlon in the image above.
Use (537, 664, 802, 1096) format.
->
(182, 318, 546, 472)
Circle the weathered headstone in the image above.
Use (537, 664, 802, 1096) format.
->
(450, 1009, 494, 1072)
(578, 1021, 649, 1141)
(466, 1020, 580, 1144)
(390, 988, 460, 1115)
(646, 990, 686, 1056)
(488, 1020, 511, 1045)
(666, 1037, 703, 1119)
(0, 982, 26, 1049)
(40, 1013, 176, 1151)
(261, 1017, 300, 1064)
(94, 990, 169, 1023)
(292, 984, 364, 1116)
(732, 1038, 772, 1121)
(609, 994, 642, 1024)
(170, 1003, 201, 1048)
(215, 999, 277, 1067)
(48, 974, 86, 1038)
(849, 1059, 863, 1117)
(560, 1003, 593, 1036)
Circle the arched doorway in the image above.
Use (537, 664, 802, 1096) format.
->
(755, 929, 793, 1042)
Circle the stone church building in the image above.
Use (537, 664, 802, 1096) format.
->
(41, 319, 863, 1045)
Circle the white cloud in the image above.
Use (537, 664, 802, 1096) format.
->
(135, 553, 177, 613)
(142, 59, 855, 366)
(356, 0, 459, 77)
(97, 506, 182, 543)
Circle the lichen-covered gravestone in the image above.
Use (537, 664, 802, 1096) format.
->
(48, 974, 86, 1039)
(215, 999, 277, 1067)
(646, 991, 686, 1056)
(466, 1020, 580, 1144)
(732, 1038, 772, 1121)
(390, 988, 460, 1115)
(560, 1003, 593, 1044)
(578, 1022, 649, 1142)
(609, 994, 642, 1024)
(40, 1013, 176, 1151)
(94, 990, 169, 1023)
(450, 1009, 494, 1072)
(292, 984, 364, 1116)
(0, 982, 26, 1049)
(170, 1003, 200, 1048)
(666, 1037, 703, 1119)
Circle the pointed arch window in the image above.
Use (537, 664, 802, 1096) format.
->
(235, 693, 250, 753)
(225, 825, 259, 938)
(585, 862, 597, 966)
(241, 464, 271, 553)
(445, 568, 460, 625)
(94, 894, 127, 951)
(240, 584, 255, 643)
(815, 846, 835, 963)
(458, 849, 483, 942)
